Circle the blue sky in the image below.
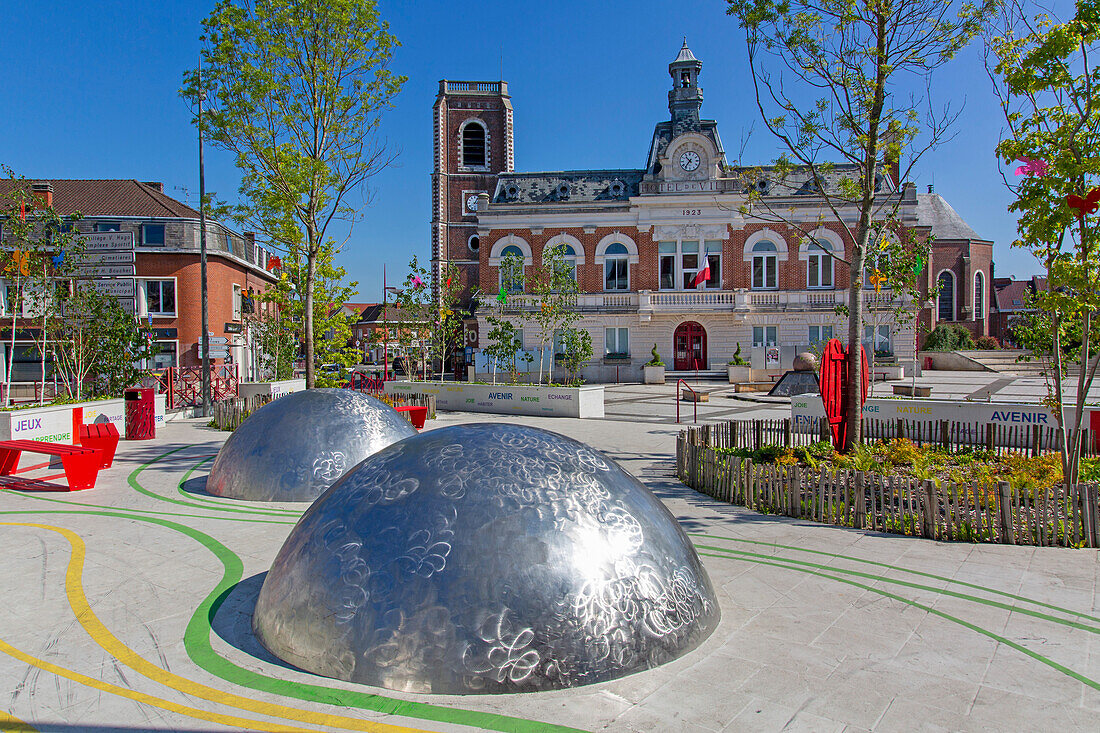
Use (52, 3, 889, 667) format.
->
(2, 1, 1055, 300)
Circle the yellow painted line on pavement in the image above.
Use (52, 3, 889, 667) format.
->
(0, 635, 312, 732)
(1, 523, 435, 733)
(0, 710, 36, 732)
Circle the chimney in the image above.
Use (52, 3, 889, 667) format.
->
(142, 181, 163, 192)
(928, 184, 934, 194)
(30, 182, 52, 208)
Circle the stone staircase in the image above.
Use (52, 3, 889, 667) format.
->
(956, 350, 1048, 377)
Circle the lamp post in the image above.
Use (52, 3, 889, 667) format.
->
(197, 60, 211, 417)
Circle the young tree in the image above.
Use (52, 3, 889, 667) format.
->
(183, 0, 405, 388)
(557, 326, 593, 386)
(530, 244, 579, 385)
(0, 172, 85, 405)
(394, 256, 463, 380)
(727, 0, 994, 450)
(484, 314, 524, 384)
(987, 0, 1100, 484)
(258, 242, 360, 386)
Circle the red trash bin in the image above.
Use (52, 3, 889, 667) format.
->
(124, 388, 156, 440)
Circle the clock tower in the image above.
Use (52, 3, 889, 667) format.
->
(431, 80, 513, 308)
(668, 39, 704, 132)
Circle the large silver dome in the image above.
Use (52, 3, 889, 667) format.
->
(207, 389, 417, 502)
(253, 423, 719, 694)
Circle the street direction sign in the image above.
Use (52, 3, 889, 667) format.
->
(208, 337, 229, 345)
(71, 250, 135, 266)
(116, 298, 137, 315)
(78, 278, 135, 298)
(73, 264, 136, 278)
(73, 231, 134, 251)
(197, 348, 229, 359)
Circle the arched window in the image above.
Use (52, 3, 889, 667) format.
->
(752, 241, 778, 289)
(604, 242, 629, 291)
(937, 271, 955, 321)
(500, 244, 524, 293)
(974, 271, 985, 321)
(807, 240, 833, 289)
(461, 122, 486, 168)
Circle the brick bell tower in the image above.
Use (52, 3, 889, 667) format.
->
(431, 80, 513, 313)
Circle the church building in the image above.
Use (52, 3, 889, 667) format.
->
(431, 43, 993, 382)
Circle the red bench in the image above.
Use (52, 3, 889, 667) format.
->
(394, 405, 428, 429)
(79, 422, 120, 469)
(0, 440, 102, 491)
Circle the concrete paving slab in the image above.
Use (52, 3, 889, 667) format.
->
(0, 395, 1097, 731)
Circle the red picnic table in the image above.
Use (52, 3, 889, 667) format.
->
(0, 440, 104, 491)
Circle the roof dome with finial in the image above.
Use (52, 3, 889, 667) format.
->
(673, 38, 697, 64)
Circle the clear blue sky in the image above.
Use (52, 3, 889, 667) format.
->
(2, 1, 1056, 301)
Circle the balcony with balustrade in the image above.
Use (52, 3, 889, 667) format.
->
(480, 288, 906, 317)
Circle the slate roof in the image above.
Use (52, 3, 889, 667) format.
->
(0, 179, 200, 218)
(915, 193, 986, 241)
(726, 163, 899, 197)
(493, 170, 644, 205)
(673, 40, 698, 64)
(993, 276, 1047, 312)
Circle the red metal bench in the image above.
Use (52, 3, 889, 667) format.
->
(79, 422, 120, 468)
(394, 405, 428, 429)
(0, 440, 103, 491)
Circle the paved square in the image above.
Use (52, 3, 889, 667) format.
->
(0, 390, 1096, 731)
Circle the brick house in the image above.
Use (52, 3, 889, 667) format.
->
(0, 179, 278, 384)
(433, 43, 994, 381)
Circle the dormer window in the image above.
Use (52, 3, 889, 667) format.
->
(461, 122, 486, 168)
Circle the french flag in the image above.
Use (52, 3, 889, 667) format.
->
(692, 262, 711, 288)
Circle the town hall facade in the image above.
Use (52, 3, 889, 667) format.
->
(431, 43, 993, 382)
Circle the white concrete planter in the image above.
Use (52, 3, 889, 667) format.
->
(727, 365, 751, 383)
(238, 379, 306, 400)
(0, 395, 167, 442)
(384, 381, 604, 418)
(643, 365, 666, 385)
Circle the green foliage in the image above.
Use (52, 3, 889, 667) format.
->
(557, 327, 592, 386)
(392, 255, 463, 381)
(728, 342, 748, 366)
(646, 343, 664, 367)
(259, 242, 359, 387)
(989, 0, 1100, 483)
(183, 0, 405, 388)
(530, 245, 580, 385)
(725, 0, 991, 449)
(484, 314, 524, 383)
(49, 286, 156, 399)
(975, 335, 1001, 350)
(923, 324, 977, 351)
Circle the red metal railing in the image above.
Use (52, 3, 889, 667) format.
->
(153, 365, 240, 409)
(677, 379, 697, 424)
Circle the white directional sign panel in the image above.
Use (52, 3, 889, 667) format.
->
(74, 231, 135, 251)
(72, 250, 135, 265)
(74, 264, 136, 278)
(79, 278, 136, 298)
(117, 298, 136, 315)
(197, 348, 229, 359)
(208, 337, 229, 345)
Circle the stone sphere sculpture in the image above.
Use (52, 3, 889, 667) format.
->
(793, 352, 818, 372)
(253, 423, 719, 694)
(207, 389, 417, 502)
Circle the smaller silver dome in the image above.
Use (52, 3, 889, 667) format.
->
(207, 389, 417, 502)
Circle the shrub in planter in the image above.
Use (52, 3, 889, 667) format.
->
(646, 343, 664, 367)
(727, 342, 748, 366)
(923, 324, 976, 351)
(975, 335, 1000, 350)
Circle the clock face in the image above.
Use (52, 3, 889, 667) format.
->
(679, 151, 701, 172)
(466, 194, 479, 212)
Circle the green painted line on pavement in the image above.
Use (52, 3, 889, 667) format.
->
(695, 543, 1100, 636)
(174, 456, 301, 517)
(3, 490, 297, 526)
(691, 532, 1100, 625)
(697, 550, 1100, 692)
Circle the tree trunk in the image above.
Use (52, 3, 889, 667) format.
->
(304, 244, 317, 389)
(845, 255, 865, 451)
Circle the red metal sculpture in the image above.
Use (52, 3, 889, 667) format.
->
(819, 339, 869, 449)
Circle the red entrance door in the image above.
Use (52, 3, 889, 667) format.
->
(673, 322, 707, 371)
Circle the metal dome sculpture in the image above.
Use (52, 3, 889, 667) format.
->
(207, 389, 417, 502)
(253, 423, 719, 694)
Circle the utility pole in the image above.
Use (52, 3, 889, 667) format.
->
(198, 59, 211, 417)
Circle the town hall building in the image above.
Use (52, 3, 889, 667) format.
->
(431, 42, 993, 382)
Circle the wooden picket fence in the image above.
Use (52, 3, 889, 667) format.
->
(210, 391, 438, 431)
(704, 417, 1096, 457)
(677, 428, 1100, 548)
